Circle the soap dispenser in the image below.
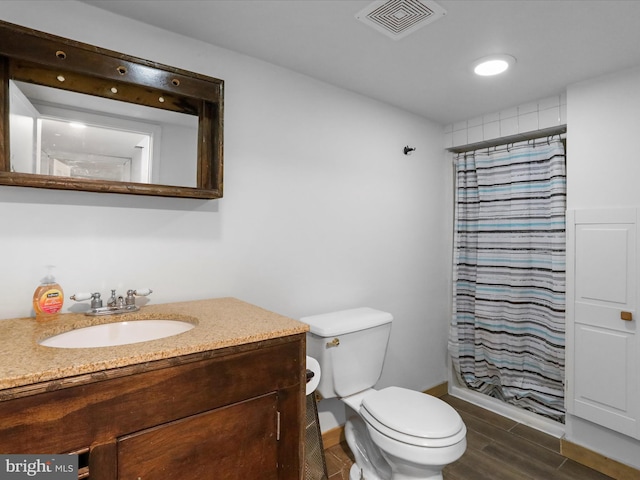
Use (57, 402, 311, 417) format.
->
(33, 266, 64, 321)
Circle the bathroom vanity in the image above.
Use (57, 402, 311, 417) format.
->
(0, 298, 308, 479)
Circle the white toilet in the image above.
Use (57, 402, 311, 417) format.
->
(302, 307, 466, 480)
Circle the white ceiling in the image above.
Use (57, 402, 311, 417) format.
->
(82, 0, 640, 125)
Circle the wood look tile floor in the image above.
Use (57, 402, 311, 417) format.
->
(324, 394, 615, 480)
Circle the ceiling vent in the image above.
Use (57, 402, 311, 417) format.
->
(356, 0, 446, 40)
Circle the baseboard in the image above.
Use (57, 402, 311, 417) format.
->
(321, 425, 345, 449)
(425, 381, 449, 398)
(560, 438, 640, 480)
(321, 382, 448, 449)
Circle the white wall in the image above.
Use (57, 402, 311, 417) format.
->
(0, 1, 451, 432)
(565, 66, 640, 469)
(567, 66, 640, 209)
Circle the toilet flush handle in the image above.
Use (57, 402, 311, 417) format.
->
(326, 338, 340, 348)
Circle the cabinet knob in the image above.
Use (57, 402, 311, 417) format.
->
(621, 311, 633, 321)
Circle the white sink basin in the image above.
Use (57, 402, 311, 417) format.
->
(39, 319, 195, 349)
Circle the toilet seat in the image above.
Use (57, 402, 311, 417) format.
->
(360, 386, 466, 448)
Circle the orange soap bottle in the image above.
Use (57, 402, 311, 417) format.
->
(33, 266, 64, 321)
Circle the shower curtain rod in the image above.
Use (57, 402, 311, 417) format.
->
(446, 124, 566, 154)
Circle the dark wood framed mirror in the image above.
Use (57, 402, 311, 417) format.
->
(0, 20, 223, 199)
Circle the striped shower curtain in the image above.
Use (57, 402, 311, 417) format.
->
(449, 138, 566, 422)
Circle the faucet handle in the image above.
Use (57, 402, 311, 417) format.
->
(70, 292, 93, 302)
(124, 288, 152, 307)
(70, 292, 103, 309)
(132, 288, 153, 296)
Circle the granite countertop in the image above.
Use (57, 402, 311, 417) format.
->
(0, 297, 308, 392)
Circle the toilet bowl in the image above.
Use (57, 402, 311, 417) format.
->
(359, 387, 466, 479)
(345, 416, 392, 480)
(302, 308, 467, 480)
(343, 387, 466, 480)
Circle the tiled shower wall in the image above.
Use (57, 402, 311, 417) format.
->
(443, 93, 567, 149)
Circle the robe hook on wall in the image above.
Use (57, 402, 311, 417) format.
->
(403, 146, 416, 155)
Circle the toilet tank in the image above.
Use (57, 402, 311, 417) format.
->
(301, 308, 392, 399)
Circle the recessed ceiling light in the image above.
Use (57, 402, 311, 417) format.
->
(472, 54, 516, 76)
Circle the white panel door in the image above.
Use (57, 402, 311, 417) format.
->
(567, 208, 638, 439)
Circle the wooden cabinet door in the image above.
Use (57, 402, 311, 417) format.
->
(567, 209, 639, 439)
(118, 393, 279, 479)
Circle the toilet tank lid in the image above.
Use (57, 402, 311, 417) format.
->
(301, 307, 392, 337)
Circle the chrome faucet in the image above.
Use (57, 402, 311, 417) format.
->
(107, 289, 117, 307)
(70, 288, 153, 316)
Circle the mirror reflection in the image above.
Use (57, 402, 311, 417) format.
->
(0, 19, 223, 198)
(9, 81, 198, 188)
